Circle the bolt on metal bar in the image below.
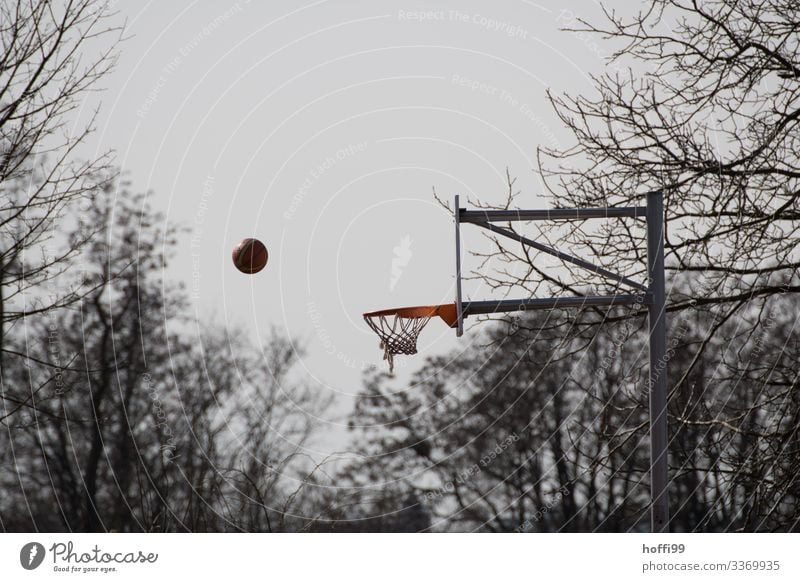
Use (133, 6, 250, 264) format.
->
(472, 220, 648, 293)
(459, 206, 648, 222)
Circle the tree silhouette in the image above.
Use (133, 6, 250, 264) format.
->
(0, 185, 331, 532)
(332, 299, 800, 532)
(0, 0, 121, 383)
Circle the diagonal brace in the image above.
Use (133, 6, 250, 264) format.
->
(473, 220, 648, 293)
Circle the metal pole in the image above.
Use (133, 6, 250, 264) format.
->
(454, 195, 464, 337)
(459, 206, 648, 222)
(646, 190, 669, 532)
(463, 294, 645, 316)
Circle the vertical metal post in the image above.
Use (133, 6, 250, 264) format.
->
(646, 190, 669, 532)
(454, 195, 464, 337)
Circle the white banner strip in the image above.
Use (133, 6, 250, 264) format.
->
(2, 533, 797, 581)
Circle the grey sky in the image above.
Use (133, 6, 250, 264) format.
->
(76, 0, 620, 456)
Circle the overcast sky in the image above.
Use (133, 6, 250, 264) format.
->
(77, 0, 627, 457)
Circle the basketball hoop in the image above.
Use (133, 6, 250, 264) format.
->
(361, 192, 669, 531)
(363, 304, 458, 372)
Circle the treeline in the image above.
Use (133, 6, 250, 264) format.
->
(319, 291, 800, 532)
(3, 0, 799, 533)
(0, 188, 330, 532)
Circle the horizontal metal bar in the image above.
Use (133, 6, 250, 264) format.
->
(473, 221, 649, 292)
(459, 206, 648, 222)
(462, 294, 649, 317)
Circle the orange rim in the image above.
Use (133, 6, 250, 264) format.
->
(362, 303, 458, 328)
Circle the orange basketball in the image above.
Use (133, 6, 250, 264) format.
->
(232, 238, 268, 274)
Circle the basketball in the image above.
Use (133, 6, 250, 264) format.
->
(232, 238, 268, 274)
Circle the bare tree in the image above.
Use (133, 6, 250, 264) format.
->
(333, 299, 800, 532)
(0, 185, 332, 532)
(330, 314, 642, 532)
(449, 0, 800, 530)
(457, 2, 799, 324)
(0, 0, 121, 379)
(537, 0, 800, 319)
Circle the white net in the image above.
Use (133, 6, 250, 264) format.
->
(363, 312, 432, 372)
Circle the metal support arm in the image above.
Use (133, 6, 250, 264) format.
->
(459, 206, 647, 222)
(462, 294, 647, 318)
(472, 220, 648, 293)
